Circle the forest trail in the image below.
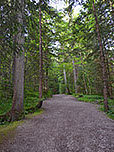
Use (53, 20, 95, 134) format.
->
(0, 94, 114, 152)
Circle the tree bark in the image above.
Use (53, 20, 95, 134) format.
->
(10, 0, 25, 121)
(12, 35, 16, 87)
(83, 73, 88, 94)
(72, 60, 77, 94)
(93, 1, 109, 112)
(63, 65, 68, 94)
(38, 1, 43, 108)
(87, 77, 92, 94)
(45, 66, 49, 91)
(44, 47, 49, 93)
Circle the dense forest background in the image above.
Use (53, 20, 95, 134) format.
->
(0, 0, 114, 122)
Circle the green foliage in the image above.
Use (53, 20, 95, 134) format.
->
(78, 95, 104, 102)
(0, 0, 114, 122)
(100, 105, 114, 120)
(43, 90, 53, 98)
(72, 93, 83, 98)
(0, 99, 12, 115)
(0, 91, 44, 116)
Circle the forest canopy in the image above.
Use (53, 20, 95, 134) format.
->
(0, 0, 114, 122)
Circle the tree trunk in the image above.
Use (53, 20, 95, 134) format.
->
(87, 77, 92, 94)
(72, 60, 77, 94)
(44, 47, 49, 93)
(63, 65, 68, 94)
(45, 66, 48, 92)
(12, 35, 16, 86)
(93, 1, 109, 112)
(83, 73, 88, 94)
(38, 2, 43, 108)
(10, 0, 25, 121)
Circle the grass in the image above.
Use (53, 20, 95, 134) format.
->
(73, 94, 114, 120)
(0, 109, 43, 144)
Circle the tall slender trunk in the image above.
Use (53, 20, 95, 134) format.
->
(63, 65, 68, 94)
(45, 66, 48, 91)
(87, 77, 92, 94)
(10, 0, 25, 121)
(83, 73, 88, 94)
(38, 2, 43, 108)
(72, 60, 77, 94)
(93, 1, 109, 112)
(12, 45, 16, 87)
(44, 47, 49, 92)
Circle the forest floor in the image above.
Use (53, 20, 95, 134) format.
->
(0, 94, 114, 152)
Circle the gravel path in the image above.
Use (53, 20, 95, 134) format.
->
(0, 94, 114, 152)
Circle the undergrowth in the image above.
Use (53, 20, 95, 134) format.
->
(0, 90, 52, 125)
(0, 90, 52, 115)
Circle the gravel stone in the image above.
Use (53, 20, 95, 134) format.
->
(0, 94, 114, 152)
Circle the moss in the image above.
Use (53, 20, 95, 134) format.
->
(0, 120, 24, 144)
(0, 109, 44, 144)
(25, 109, 43, 119)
